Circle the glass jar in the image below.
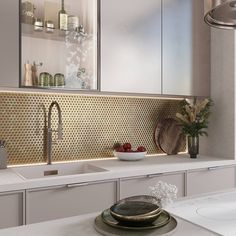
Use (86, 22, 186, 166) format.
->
(45, 20, 55, 33)
(68, 15, 79, 31)
(54, 73, 65, 87)
(34, 18, 44, 31)
(39, 72, 53, 87)
(21, 1, 35, 25)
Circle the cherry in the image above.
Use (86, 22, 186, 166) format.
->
(115, 147, 125, 152)
(137, 146, 146, 152)
(123, 143, 132, 150)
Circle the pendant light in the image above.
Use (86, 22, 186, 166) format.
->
(204, 0, 236, 29)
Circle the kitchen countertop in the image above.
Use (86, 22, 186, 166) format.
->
(0, 154, 235, 192)
(166, 189, 236, 236)
(0, 211, 219, 236)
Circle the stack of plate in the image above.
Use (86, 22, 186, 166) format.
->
(110, 195, 162, 226)
(94, 195, 177, 235)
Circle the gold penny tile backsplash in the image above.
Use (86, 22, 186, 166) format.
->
(0, 92, 184, 165)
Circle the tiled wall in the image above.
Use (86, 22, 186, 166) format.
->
(0, 92, 183, 165)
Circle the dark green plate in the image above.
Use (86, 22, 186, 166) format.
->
(110, 200, 160, 217)
(101, 209, 171, 230)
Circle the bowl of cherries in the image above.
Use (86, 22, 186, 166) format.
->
(114, 143, 147, 161)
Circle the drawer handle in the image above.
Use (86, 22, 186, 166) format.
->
(208, 166, 222, 171)
(147, 173, 164, 178)
(67, 183, 89, 188)
(27, 185, 63, 192)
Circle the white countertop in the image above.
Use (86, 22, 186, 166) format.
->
(0, 155, 234, 235)
(166, 189, 236, 236)
(0, 154, 235, 192)
(0, 212, 219, 236)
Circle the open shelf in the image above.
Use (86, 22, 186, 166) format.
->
(22, 23, 67, 41)
(21, 23, 88, 42)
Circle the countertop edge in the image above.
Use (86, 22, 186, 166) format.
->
(0, 154, 235, 192)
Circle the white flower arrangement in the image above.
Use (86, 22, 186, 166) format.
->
(149, 181, 178, 208)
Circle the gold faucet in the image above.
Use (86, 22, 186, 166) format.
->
(47, 101, 63, 165)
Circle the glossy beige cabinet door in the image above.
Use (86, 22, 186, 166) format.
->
(162, 0, 210, 96)
(0, 0, 19, 88)
(0, 191, 24, 229)
(187, 166, 236, 196)
(26, 181, 117, 224)
(120, 172, 185, 199)
(101, 0, 162, 94)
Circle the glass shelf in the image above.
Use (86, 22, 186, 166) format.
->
(22, 23, 89, 42)
(20, 85, 96, 91)
(22, 23, 67, 42)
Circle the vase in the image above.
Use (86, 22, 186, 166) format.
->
(187, 136, 199, 158)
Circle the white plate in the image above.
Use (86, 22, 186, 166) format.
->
(113, 151, 147, 161)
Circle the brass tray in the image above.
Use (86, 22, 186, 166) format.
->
(101, 209, 171, 230)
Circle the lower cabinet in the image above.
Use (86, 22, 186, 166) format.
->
(119, 172, 185, 199)
(186, 166, 236, 196)
(0, 191, 24, 229)
(26, 180, 117, 224)
(1, 165, 235, 228)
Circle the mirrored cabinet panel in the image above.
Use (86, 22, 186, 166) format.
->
(20, 0, 98, 90)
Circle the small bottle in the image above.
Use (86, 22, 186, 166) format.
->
(24, 62, 33, 86)
(58, 0, 68, 31)
(0, 141, 8, 169)
(31, 62, 38, 86)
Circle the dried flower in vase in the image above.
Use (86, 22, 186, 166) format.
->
(176, 97, 213, 137)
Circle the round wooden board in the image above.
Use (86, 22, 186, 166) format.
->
(154, 118, 185, 155)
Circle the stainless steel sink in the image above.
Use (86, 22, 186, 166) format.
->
(13, 162, 107, 180)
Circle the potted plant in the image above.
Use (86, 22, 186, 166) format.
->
(176, 98, 212, 158)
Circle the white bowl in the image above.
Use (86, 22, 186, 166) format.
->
(113, 151, 147, 161)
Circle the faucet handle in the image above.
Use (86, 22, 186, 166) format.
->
(58, 123, 63, 140)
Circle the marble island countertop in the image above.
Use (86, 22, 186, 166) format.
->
(0, 211, 219, 236)
(0, 154, 235, 192)
(166, 189, 236, 236)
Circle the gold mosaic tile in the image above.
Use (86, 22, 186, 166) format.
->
(0, 92, 185, 165)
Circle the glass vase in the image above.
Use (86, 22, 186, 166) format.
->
(187, 135, 199, 158)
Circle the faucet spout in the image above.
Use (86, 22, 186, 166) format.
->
(47, 101, 63, 165)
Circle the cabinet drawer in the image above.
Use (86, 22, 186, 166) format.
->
(120, 172, 185, 199)
(0, 191, 24, 229)
(26, 181, 117, 224)
(187, 166, 236, 196)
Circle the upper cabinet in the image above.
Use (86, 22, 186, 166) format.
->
(100, 0, 162, 94)
(101, 0, 210, 97)
(162, 0, 210, 96)
(0, 0, 19, 88)
(20, 0, 98, 91)
(0, 0, 210, 96)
